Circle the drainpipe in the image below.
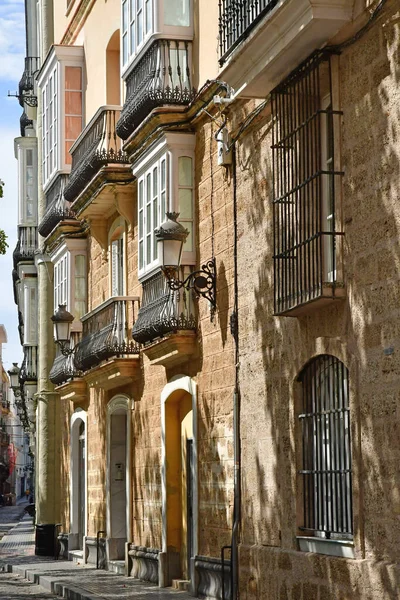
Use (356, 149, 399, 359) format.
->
(230, 144, 240, 600)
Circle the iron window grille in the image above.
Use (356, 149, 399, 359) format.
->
(298, 355, 353, 539)
(272, 51, 344, 316)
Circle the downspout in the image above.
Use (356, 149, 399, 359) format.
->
(230, 144, 240, 600)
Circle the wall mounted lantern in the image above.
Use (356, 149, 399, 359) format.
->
(51, 304, 75, 356)
(155, 212, 217, 308)
(7, 363, 30, 431)
(8, 363, 20, 392)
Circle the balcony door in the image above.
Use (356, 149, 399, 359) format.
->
(70, 410, 87, 553)
(163, 381, 197, 587)
(107, 396, 131, 562)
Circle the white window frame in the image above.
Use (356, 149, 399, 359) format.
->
(132, 132, 195, 280)
(121, 0, 193, 78)
(51, 238, 88, 332)
(14, 137, 38, 226)
(37, 45, 84, 192)
(109, 217, 127, 297)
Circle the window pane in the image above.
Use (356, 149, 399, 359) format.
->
(178, 156, 192, 186)
(123, 0, 128, 31)
(183, 222, 193, 252)
(178, 188, 192, 218)
(139, 240, 143, 269)
(164, 0, 190, 26)
(145, 0, 151, 34)
(139, 180, 144, 209)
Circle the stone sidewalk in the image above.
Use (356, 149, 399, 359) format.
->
(0, 516, 194, 600)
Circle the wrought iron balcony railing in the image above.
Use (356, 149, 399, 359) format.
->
(19, 346, 38, 384)
(132, 269, 196, 345)
(74, 297, 141, 372)
(38, 175, 75, 238)
(63, 106, 128, 203)
(116, 39, 196, 141)
(13, 227, 37, 267)
(50, 333, 82, 386)
(218, 0, 278, 64)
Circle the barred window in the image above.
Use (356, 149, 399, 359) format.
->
(298, 355, 353, 539)
(272, 51, 344, 316)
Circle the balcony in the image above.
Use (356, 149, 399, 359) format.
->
(219, 0, 278, 63)
(38, 175, 76, 238)
(19, 346, 38, 384)
(74, 297, 141, 388)
(50, 352, 80, 387)
(13, 227, 37, 267)
(116, 39, 196, 141)
(218, 0, 352, 98)
(132, 269, 196, 368)
(64, 106, 129, 204)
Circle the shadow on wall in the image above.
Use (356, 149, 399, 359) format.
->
(236, 3, 400, 598)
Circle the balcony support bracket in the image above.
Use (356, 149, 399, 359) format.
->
(89, 219, 108, 260)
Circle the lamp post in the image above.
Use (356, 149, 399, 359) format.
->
(155, 212, 217, 308)
(51, 304, 75, 356)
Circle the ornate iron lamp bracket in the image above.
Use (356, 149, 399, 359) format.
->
(163, 258, 217, 308)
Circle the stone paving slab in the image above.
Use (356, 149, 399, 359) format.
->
(0, 518, 195, 600)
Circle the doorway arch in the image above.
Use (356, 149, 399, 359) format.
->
(106, 394, 132, 561)
(70, 409, 87, 552)
(161, 376, 198, 589)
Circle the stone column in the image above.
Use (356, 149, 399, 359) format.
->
(34, 255, 61, 555)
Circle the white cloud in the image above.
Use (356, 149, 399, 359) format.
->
(0, 1, 25, 83)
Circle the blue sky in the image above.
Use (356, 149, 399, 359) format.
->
(0, 0, 26, 370)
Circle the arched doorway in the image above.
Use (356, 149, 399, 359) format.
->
(107, 395, 131, 562)
(70, 410, 87, 553)
(161, 376, 197, 590)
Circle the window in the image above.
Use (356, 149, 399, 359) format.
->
(298, 355, 352, 539)
(38, 46, 84, 190)
(133, 133, 195, 278)
(15, 138, 38, 226)
(42, 64, 58, 184)
(122, 0, 153, 66)
(109, 218, 127, 296)
(51, 239, 87, 331)
(272, 51, 344, 316)
(121, 0, 192, 72)
(54, 253, 68, 310)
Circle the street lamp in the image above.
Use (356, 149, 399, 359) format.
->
(155, 212, 217, 308)
(7, 363, 30, 431)
(7, 363, 20, 392)
(51, 304, 75, 355)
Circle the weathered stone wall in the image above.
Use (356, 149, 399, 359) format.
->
(236, 1, 400, 597)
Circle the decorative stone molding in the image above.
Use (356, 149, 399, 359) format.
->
(195, 555, 231, 600)
(127, 545, 160, 583)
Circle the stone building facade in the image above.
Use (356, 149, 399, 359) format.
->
(13, 0, 400, 598)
